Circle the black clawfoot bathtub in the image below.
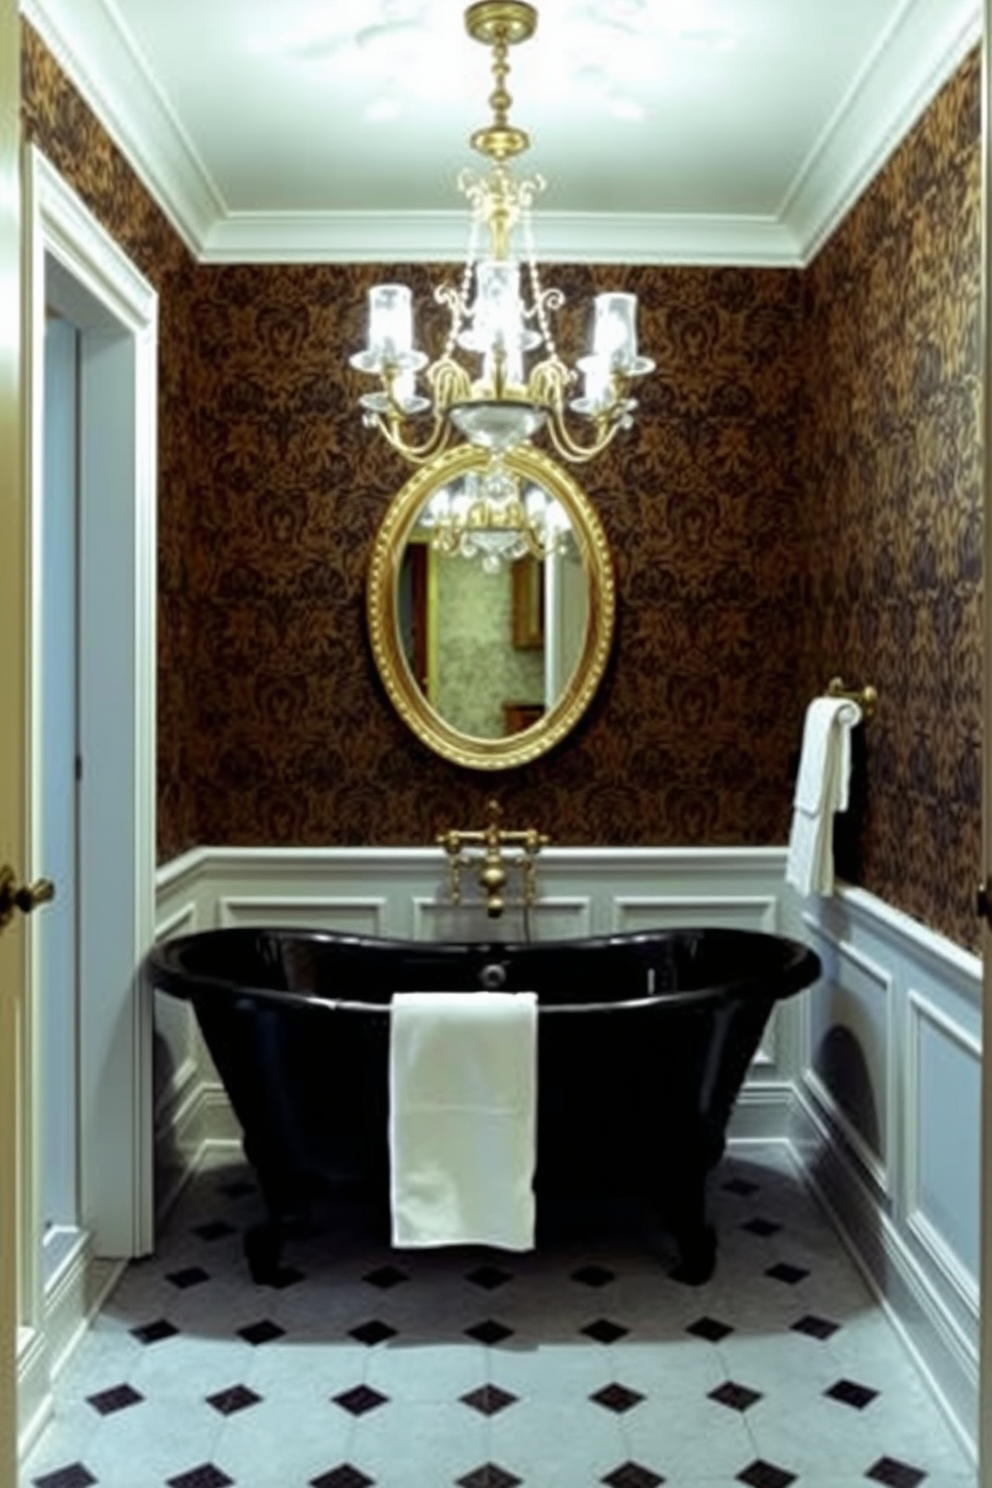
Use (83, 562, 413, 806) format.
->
(146, 926, 820, 1284)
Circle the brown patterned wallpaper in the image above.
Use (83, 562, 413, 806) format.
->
(799, 50, 982, 950)
(181, 259, 807, 850)
(21, 21, 203, 861)
(19, 25, 983, 949)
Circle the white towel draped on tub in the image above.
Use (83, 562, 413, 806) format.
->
(389, 990, 538, 1250)
(785, 696, 862, 898)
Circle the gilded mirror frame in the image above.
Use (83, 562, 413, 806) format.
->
(367, 444, 615, 769)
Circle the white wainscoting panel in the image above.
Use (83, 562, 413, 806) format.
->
(803, 926, 893, 1193)
(217, 894, 388, 934)
(612, 894, 778, 934)
(413, 895, 593, 943)
(905, 989, 981, 1311)
(794, 884, 981, 1458)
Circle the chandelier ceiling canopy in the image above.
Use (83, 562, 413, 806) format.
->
(350, 0, 654, 472)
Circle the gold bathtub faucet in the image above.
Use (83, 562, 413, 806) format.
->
(437, 799, 550, 919)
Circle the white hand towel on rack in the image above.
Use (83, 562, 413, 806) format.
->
(389, 990, 538, 1250)
(785, 697, 862, 898)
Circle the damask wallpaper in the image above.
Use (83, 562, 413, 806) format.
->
(21, 20, 203, 861)
(800, 49, 982, 950)
(19, 24, 983, 950)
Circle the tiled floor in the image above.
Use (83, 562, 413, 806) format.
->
(20, 1144, 976, 1488)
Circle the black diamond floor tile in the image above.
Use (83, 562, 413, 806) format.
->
(130, 1317, 179, 1345)
(737, 1459, 797, 1488)
(166, 1466, 234, 1488)
(86, 1382, 143, 1415)
(581, 1318, 630, 1344)
(466, 1263, 514, 1290)
(193, 1220, 236, 1241)
(333, 1384, 390, 1416)
(206, 1383, 261, 1415)
(742, 1217, 782, 1237)
(349, 1319, 398, 1346)
(790, 1312, 839, 1340)
(590, 1381, 644, 1414)
(825, 1377, 879, 1410)
(572, 1263, 616, 1287)
(601, 1463, 665, 1488)
(465, 1318, 514, 1345)
(167, 1265, 211, 1289)
(457, 1465, 522, 1488)
(310, 1467, 375, 1488)
(866, 1457, 928, 1488)
(461, 1384, 518, 1416)
(709, 1380, 762, 1412)
(686, 1315, 734, 1343)
(31, 1465, 97, 1488)
(764, 1262, 810, 1285)
(237, 1318, 286, 1346)
(723, 1177, 760, 1196)
(363, 1264, 409, 1289)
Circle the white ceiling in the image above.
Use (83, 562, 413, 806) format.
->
(23, 0, 982, 264)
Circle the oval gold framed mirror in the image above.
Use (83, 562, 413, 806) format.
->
(367, 444, 615, 769)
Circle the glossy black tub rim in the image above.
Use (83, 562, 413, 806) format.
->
(145, 925, 822, 1016)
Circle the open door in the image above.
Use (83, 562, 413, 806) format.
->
(980, 7, 991, 1485)
(0, 0, 26, 1481)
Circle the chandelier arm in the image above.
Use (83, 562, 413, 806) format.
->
(363, 409, 456, 467)
(543, 406, 627, 465)
(427, 356, 474, 409)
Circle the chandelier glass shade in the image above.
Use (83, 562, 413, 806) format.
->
(349, 0, 654, 469)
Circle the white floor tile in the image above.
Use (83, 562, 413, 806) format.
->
(19, 1143, 976, 1488)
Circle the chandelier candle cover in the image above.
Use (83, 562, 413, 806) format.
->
(349, 0, 654, 471)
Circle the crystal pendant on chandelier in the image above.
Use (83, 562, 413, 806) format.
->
(349, 1, 654, 470)
(420, 457, 569, 573)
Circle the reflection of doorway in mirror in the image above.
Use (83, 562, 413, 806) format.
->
(432, 550, 545, 738)
(545, 544, 588, 704)
(397, 537, 430, 694)
(511, 555, 544, 650)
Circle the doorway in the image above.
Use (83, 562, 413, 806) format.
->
(17, 145, 158, 1450)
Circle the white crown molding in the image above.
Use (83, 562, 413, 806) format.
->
(783, 0, 982, 265)
(22, 0, 981, 268)
(199, 208, 803, 268)
(21, 0, 225, 257)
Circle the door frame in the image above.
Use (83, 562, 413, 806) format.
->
(25, 145, 158, 1257)
(0, 0, 24, 1480)
(15, 144, 158, 1449)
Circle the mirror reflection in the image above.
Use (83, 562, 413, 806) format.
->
(367, 445, 615, 770)
(398, 463, 588, 739)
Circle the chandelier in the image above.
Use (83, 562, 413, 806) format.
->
(349, 0, 654, 469)
(418, 460, 570, 573)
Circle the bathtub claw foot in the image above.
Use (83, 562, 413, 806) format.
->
(245, 1221, 284, 1284)
(670, 1224, 717, 1286)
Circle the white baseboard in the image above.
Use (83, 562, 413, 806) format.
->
(728, 1081, 794, 1142)
(791, 1081, 978, 1461)
(155, 1074, 243, 1221)
(17, 1238, 124, 1459)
